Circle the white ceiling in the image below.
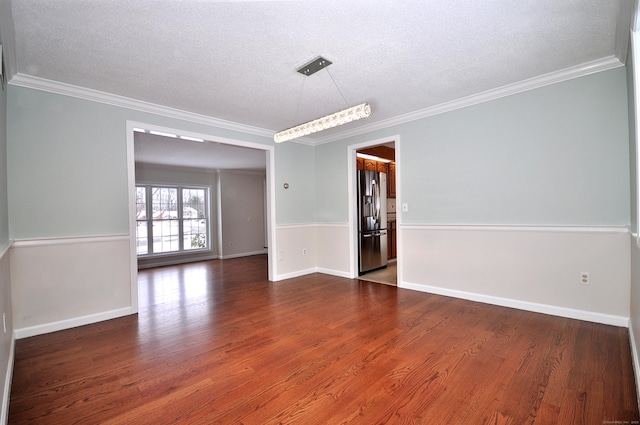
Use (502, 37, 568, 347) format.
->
(4, 0, 634, 168)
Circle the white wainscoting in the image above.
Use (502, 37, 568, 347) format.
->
(11, 235, 133, 339)
(400, 225, 630, 327)
(274, 223, 352, 281)
(315, 223, 352, 278)
(273, 224, 317, 281)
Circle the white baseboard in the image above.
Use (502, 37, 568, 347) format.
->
(274, 268, 317, 281)
(219, 250, 267, 260)
(316, 268, 352, 279)
(14, 307, 133, 340)
(0, 333, 14, 425)
(138, 254, 218, 269)
(400, 281, 629, 327)
(630, 322, 640, 412)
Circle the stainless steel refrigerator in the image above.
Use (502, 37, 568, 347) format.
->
(358, 170, 387, 275)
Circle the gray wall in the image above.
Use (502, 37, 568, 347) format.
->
(219, 170, 266, 257)
(629, 44, 638, 235)
(316, 68, 630, 226)
(7, 85, 315, 242)
(0, 7, 15, 422)
(627, 31, 640, 399)
(0, 72, 7, 246)
(274, 142, 316, 224)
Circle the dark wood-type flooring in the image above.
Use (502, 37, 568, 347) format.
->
(9, 255, 640, 424)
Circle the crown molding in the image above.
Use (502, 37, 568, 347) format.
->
(8, 73, 276, 140)
(311, 56, 624, 145)
(8, 55, 623, 147)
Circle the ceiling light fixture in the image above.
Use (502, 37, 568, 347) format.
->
(274, 56, 371, 143)
(133, 128, 204, 143)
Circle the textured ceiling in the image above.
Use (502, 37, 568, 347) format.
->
(6, 0, 630, 168)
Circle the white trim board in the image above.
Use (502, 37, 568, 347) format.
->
(274, 268, 318, 282)
(400, 225, 629, 233)
(219, 250, 267, 260)
(14, 307, 132, 340)
(312, 56, 623, 145)
(9, 74, 275, 140)
(630, 322, 640, 412)
(400, 281, 629, 327)
(11, 234, 129, 248)
(0, 334, 14, 425)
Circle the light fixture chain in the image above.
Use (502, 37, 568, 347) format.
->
(326, 67, 349, 108)
(293, 76, 307, 124)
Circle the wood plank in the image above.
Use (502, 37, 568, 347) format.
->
(8, 255, 639, 424)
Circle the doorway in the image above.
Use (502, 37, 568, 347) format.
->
(349, 136, 400, 286)
(126, 121, 277, 314)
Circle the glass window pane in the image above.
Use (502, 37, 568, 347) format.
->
(182, 188, 207, 250)
(137, 185, 209, 257)
(152, 218, 180, 253)
(184, 219, 207, 250)
(151, 187, 179, 253)
(136, 222, 148, 255)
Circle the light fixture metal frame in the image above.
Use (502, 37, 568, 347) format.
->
(274, 56, 372, 143)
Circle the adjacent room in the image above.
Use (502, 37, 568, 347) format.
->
(1, 0, 640, 423)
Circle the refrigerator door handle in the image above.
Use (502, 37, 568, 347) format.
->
(372, 179, 379, 223)
(362, 233, 373, 238)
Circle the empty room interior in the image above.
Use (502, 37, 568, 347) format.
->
(2, 0, 640, 423)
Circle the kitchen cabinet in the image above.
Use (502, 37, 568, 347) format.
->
(387, 220, 397, 260)
(376, 161, 388, 174)
(364, 158, 377, 171)
(388, 162, 396, 198)
(356, 157, 364, 171)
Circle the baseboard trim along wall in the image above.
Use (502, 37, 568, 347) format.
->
(14, 307, 132, 340)
(219, 249, 267, 260)
(629, 322, 640, 411)
(1, 334, 14, 425)
(275, 268, 318, 281)
(399, 224, 630, 327)
(401, 281, 628, 327)
(315, 268, 352, 279)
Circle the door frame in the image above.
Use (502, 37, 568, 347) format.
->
(126, 121, 276, 313)
(347, 135, 401, 282)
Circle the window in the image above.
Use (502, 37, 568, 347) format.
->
(136, 185, 210, 256)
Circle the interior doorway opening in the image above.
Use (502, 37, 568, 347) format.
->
(126, 121, 277, 314)
(349, 137, 399, 287)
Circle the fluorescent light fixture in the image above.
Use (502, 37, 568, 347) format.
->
(149, 130, 177, 138)
(357, 153, 391, 163)
(274, 103, 371, 143)
(179, 135, 205, 142)
(134, 128, 204, 142)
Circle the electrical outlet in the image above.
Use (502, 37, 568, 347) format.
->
(302, 248, 307, 256)
(278, 251, 284, 261)
(402, 203, 409, 212)
(580, 272, 590, 285)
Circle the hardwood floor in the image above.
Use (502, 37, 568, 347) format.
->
(9, 255, 639, 424)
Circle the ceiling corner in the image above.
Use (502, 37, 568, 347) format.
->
(616, 0, 638, 63)
(0, 0, 17, 81)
